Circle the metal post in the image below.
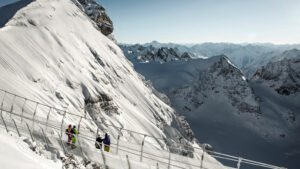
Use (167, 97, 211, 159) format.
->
(156, 163, 159, 169)
(0, 92, 9, 133)
(32, 103, 39, 130)
(21, 98, 27, 123)
(0, 111, 9, 133)
(140, 135, 146, 162)
(168, 151, 171, 169)
(77, 117, 82, 133)
(237, 157, 242, 169)
(26, 122, 34, 142)
(56, 130, 67, 155)
(12, 119, 21, 137)
(60, 111, 66, 138)
(9, 95, 16, 117)
(100, 144, 107, 168)
(96, 128, 99, 137)
(126, 155, 131, 169)
(200, 147, 205, 169)
(0, 91, 6, 110)
(45, 107, 52, 132)
(40, 127, 49, 149)
(77, 117, 85, 157)
(116, 135, 120, 154)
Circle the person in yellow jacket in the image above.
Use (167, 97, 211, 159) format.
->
(71, 125, 78, 149)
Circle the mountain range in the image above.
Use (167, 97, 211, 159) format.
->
(120, 42, 300, 169)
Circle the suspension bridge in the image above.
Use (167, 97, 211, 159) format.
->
(0, 88, 286, 169)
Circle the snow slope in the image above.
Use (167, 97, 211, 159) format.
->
(0, 0, 204, 162)
(0, 130, 61, 169)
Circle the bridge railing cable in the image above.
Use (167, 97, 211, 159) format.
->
(0, 88, 287, 169)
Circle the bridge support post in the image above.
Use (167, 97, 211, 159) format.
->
(0, 111, 9, 133)
(12, 119, 21, 137)
(126, 155, 131, 169)
(0, 92, 9, 133)
(116, 134, 120, 154)
(57, 130, 67, 155)
(40, 127, 49, 149)
(77, 117, 85, 157)
(45, 107, 52, 132)
(100, 144, 107, 168)
(26, 122, 34, 142)
(140, 135, 146, 162)
(200, 146, 205, 169)
(32, 103, 39, 132)
(60, 111, 66, 139)
(237, 157, 242, 169)
(9, 95, 16, 117)
(167, 150, 171, 169)
(21, 98, 27, 123)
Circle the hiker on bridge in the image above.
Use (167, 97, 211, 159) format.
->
(65, 124, 73, 146)
(71, 125, 79, 149)
(95, 134, 103, 149)
(103, 133, 111, 152)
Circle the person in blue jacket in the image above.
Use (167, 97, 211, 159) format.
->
(102, 133, 110, 152)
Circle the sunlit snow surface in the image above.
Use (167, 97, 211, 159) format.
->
(0, 0, 230, 168)
(0, 130, 61, 169)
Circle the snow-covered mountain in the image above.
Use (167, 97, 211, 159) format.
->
(120, 44, 195, 63)
(251, 51, 300, 96)
(123, 48, 300, 168)
(121, 42, 300, 78)
(0, 0, 223, 168)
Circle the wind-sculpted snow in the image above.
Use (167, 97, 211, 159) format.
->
(0, 0, 199, 159)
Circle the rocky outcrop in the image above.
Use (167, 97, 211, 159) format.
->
(75, 0, 113, 36)
(120, 44, 193, 63)
(251, 55, 300, 95)
(172, 55, 260, 114)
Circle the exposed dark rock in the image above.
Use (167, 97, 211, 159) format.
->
(75, 0, 114, 36)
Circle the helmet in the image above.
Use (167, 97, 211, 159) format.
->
(68, 124, 72, 128)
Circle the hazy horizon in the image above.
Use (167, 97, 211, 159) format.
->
(99, 0, 300, 44)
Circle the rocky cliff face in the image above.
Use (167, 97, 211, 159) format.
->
(75, 0, 113, 36)
(171, 55, 259, 114)
(251, 53, 300, 95)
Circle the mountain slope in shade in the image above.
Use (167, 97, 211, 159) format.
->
(128, 52, 300, 168)
(252, 50, 300, 95)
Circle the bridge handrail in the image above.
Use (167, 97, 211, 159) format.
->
(0, 88, 287, 169)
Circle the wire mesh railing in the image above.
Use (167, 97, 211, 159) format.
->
(0, 88, 287, 169)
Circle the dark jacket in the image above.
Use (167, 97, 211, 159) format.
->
(103, 134, 110, 146)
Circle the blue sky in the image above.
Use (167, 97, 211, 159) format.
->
(98, 0, 300, 44)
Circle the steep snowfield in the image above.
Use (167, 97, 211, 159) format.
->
(0, 0, 203, 162)
(0, 130, 61, 169)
